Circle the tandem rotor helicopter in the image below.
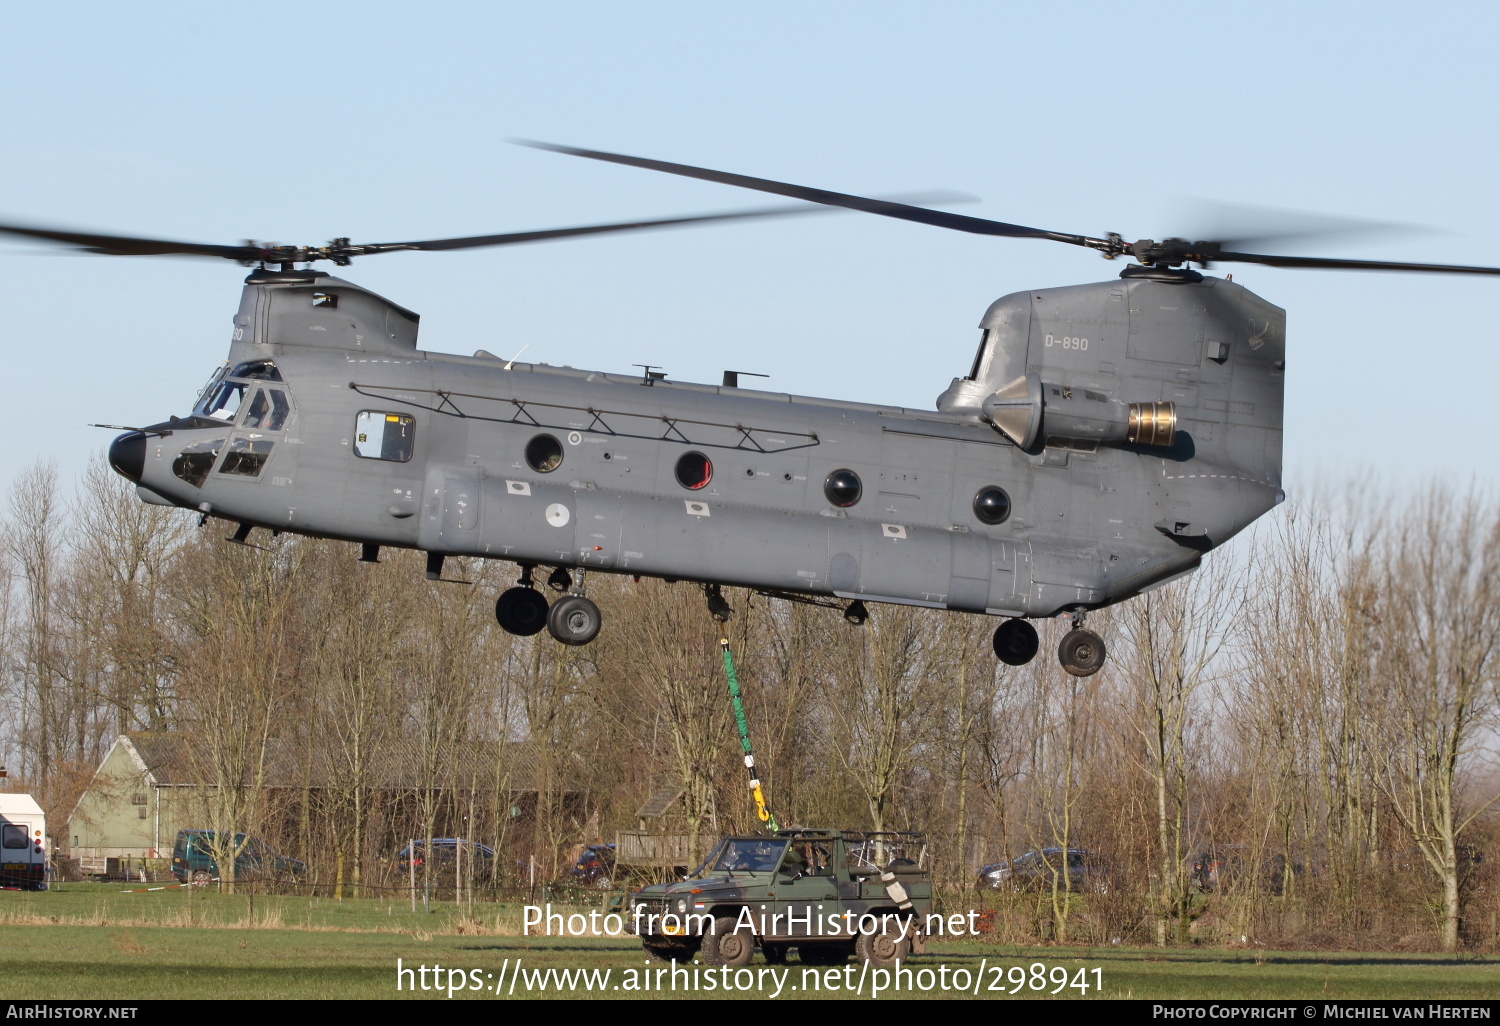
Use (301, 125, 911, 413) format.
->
(6, 142, 1498, 676)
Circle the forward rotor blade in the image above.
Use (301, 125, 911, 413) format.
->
(353, 191, 976, 255)
(0, 223, 262, 260)
(518, 140, 1105, 250)
(1213, 250, 1500, 276)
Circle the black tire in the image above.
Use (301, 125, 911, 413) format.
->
(993, 618, 1039, 665)
(495, 587, 548, 636)
(799, 944, 853, 965)
(701, 914, 755, 967)
(190, 869, 214, 885)
(762, 942, 788, 965)
(1058, 628, 1106, 677)
(546, 595, 602, 646)
(855, 919, 911, 968)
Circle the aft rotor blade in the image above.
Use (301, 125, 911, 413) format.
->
(1213, 250, 1500, 276)
(518, 140, 1107, 250)
(353, 191, 977, 255)
(0, 223, 262, 260)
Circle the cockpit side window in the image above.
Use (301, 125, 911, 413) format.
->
(242, 389, 272, 429)
(267, 390, 291, 431)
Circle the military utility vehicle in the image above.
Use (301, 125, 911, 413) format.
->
(628, 829, 930, 967)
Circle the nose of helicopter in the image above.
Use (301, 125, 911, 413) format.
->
(108, 431, 146, 483)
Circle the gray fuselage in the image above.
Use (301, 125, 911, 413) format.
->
(118, 267, 1285, 621)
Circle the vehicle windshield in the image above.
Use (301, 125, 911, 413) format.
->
(712, 838, 788, 873)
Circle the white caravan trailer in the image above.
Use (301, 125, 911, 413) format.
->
(0, 794, 47, 890)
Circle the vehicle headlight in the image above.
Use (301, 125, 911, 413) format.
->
(674, 897, 690, 914)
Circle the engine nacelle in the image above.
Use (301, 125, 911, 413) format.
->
(982, 372, 1175, 450)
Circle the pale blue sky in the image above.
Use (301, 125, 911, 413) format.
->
(2, 1, 1496, 498)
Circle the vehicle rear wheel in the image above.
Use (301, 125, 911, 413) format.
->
(855, 920, 911, 968)
(495, 587, 548, 636)
(1058, 628, 1106, 677)
(700, 915, 755, 967)
(547, 595, 602, 646)
(993, 618, 1039, 665)
(189, 869, 214, 885)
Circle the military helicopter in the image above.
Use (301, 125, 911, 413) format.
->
(6, 144, 1498, 677)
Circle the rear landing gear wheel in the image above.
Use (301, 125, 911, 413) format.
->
(547, 594, 602, 646)
(1058, 628, 1106, 677)
(992, 618, 1039, 665)
(495, 587, 549, 636)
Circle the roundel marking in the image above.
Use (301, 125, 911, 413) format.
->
(545, 503, 571, 527)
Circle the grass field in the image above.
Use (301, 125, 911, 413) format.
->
(1, 885, 1494, 1000)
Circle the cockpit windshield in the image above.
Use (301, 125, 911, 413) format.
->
(711, 838, 788, 873)
(199, 380, 247, 421)
(192, 362, 282, 421)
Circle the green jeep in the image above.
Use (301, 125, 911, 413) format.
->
(628, 829, 931, 967)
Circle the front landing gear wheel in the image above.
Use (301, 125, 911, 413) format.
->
(1058, 628, 1106, 677)
(495, 587, 549, 636)
(547, 595, 602, 646)
(992, 618, 1039, 665)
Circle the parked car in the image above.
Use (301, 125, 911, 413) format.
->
(1190, 845, 1307, 895)
(977, 848, 1112, 893)
(396, 838, 495, 875)
(570, 843, 615, 888)
(170, 830, 305, 884)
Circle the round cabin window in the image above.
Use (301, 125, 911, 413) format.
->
(675, 451, 713, 490)
(824, 469, 863, 508)
(525, 434, 564, 473)
(973, 486, 1011, 525)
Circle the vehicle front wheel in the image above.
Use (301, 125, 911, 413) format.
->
(855, 920, 911, 968)
(700, 915, 755, 967)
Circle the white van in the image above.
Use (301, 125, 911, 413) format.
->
(0, 794, 47, 890)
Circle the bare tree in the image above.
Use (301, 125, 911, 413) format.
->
(1116, 557, 1240, 945)
(1366, 490, 1500, 952)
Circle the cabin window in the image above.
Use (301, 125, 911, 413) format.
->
(354, 412, 416, 462)
(2, 825, 26, 849)
(824, 469, 863, 508)
(524, 433, 564, 473)
(172, 437, 226, 487)
(674, 451, 713, 490)
(220, 437, 274, 477)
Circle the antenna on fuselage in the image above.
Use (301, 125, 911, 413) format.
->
(502, 344, 530, 370)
